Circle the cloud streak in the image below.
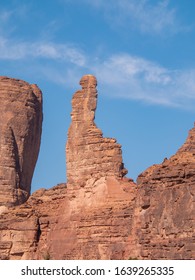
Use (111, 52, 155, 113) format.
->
(0, 37, 86, 66)
(0, 35, 195, 109)
(92, 54, 195, 108)
(73, 0, 182, 35)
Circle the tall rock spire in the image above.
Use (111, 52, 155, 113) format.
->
(66, 74, 127, 187)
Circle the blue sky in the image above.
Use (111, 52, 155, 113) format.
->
(1, 0, 195, 192)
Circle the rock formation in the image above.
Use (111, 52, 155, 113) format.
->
(0, 74, 194, 260)
(0, 77, 42, 207)
(66, 75, 127, 188)
(132, 123, 195, 259)
(0, 180, 136, 260)
(0, 74, 137, 260)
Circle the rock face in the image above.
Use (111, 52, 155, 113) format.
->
(66, 75, 127, 188)
(0, 74, 137, 260)
(0, 77, 42, 207)
(0, 74, 194, 260)
(0, 184, 67, 260)
(0, 180, 136, 260)
(133, 123, 195, 259)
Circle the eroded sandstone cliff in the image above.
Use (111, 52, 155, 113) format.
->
(131, 123, 195, 259)
(0, 77, 42, 207)
(0, 179, 137, 260)
(0, 74, 194, 260)
(0, 74, 137, 260)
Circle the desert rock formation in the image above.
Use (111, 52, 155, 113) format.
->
(0, 179, 137, 260)
(66, 75, 127, 188)
(133, 123, 195, 259)
(0, 77, 42, 207)
(0, 74, 194, 260)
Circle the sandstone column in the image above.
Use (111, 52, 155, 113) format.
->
(0, 76, 43, 206)
(66, 74, 127, 188)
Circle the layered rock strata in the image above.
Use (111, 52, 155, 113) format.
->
(0, 77, 42, 207)
(0, 180, 136, 260)
(66, 75, 127, 188)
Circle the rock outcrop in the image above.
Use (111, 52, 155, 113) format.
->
(66, 75, 127, 188)
(0, 74, 194, 260)
(0, 74, 137, 260)
(0, 184, 67, 260)
(0, 180, 136, 260)
(132, 123, 195, 259)
(0, 77, 42, 207)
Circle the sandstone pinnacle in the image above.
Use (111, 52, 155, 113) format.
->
(0, 76, 43, 206)
(66, 74, 127, 187)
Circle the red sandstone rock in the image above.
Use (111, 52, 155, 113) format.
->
(0, 75, 136, 260)
(0, 180, 136, 260)
(131, 123, 195, 260)
(0, 76, 42, 206)
(66, 75, 127, 188)
(0, 75, 194, 260)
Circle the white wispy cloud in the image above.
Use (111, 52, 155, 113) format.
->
(34, 43, 86, 66)
(0, 4, 30, 35)
(91, 54, 195, 108)
(75, 0, 182, 35)
(34, 49, 195, 109)
(0, 5, 84, 64)
(1, 35, 195, 109)
(0, 37, 86, 66)
(118, 0, 177, 34)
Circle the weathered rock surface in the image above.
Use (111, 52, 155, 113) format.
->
(66, 75, 127, 188)
(0, 180, 136, 260)
(133, 123, 195, 259)
(0, 77, 42, 207)
(0, 74, 137, 260)
(0, 74, 194, 260)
